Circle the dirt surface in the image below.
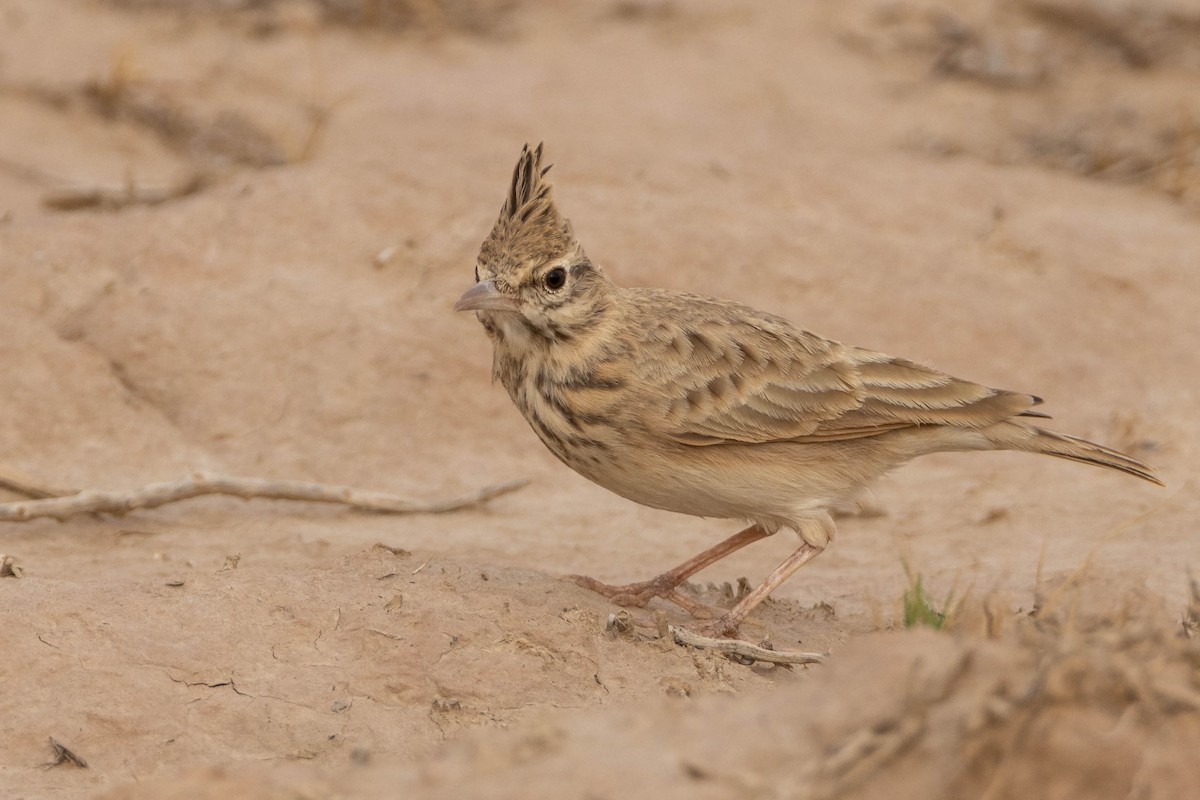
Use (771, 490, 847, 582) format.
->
(1, 1, 1198, 797)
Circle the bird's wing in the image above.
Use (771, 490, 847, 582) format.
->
(627, 295, 1040, 447)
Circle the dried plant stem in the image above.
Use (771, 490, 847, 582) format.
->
(42, 172, 210, 211)
(0, 473, 527, 523)
(0, 465, 75, 500)
(671, 625, 827, 665)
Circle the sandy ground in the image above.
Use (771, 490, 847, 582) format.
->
(1, 1, 1198, 797)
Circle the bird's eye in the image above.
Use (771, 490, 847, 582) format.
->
(474, 265, 481, 282)
(544, 267, 567, 291)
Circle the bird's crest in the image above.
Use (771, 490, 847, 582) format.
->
(481, 143, 582, 270)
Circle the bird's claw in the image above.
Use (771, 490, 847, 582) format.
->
(567, 573, 722, 620)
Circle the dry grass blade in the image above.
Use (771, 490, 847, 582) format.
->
(814, 715, 924, 797)
(671, 625, 827, 665)
(1182, 572, 1200, 639)
(45, 737, 87, 769)
(0, 473, 528, 522)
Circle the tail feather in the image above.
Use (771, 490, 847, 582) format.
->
(1018, 426, 1163, 486)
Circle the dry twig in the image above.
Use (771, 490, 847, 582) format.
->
(42, 172, 211, 211)
(671, 625, 827, 666)
(0, 473, 527, 523)
(0, 464, 74, 500)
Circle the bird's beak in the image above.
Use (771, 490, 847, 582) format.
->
(454, 279, 520, 313)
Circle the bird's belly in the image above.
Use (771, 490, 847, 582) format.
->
(564, 441, 838, 525)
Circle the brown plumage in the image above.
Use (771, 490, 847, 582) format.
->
(456, 143, 1162, 637)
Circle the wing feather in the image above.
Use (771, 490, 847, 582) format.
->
(624, 291, 1039, 447)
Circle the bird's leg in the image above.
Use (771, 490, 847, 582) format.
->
(569, 523, 772, 616)
(696, 512, 834, 637)
(698, 542, 825, 637)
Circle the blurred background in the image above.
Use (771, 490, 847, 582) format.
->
(1, 0, 1195, 498)
(1, 1, 1197, 797)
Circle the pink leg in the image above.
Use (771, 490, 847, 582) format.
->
(569, 523, 772, 617)
(699, 542, 825, 637)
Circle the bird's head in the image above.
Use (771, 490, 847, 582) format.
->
(455, 143, 612, 344)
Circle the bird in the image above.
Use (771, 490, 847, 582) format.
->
(454, 143, 1163, 638)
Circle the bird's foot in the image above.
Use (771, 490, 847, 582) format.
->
(567, 573, 722, 620)
(689, 614, 741, 639)
(567, 573, 680, 607)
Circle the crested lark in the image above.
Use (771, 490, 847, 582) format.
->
(455, 143, 1162, 637)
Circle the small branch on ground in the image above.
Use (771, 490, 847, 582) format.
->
(42, 172, 211, 211)
(0, 465, 75, 500)
(0, 473, 528, 523)
(671, 625, 827, 666)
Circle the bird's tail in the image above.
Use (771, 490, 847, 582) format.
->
(990, 424, 1163, 486)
